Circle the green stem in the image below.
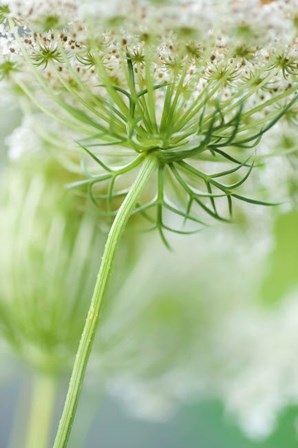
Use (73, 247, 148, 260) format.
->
(25, 374, 57, 448)
(53, 156, 157, 448)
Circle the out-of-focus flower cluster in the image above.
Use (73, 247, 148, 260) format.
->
(0, 156, 104, 374)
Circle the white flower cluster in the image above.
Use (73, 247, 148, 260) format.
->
(224, 0, 297, 43)
(4, 0, 77, 28)
(0, 1, 295, 110)
(220, 288, 298, 439)
(77, 0, 298, 42)
(4, 0, 297, 40)
(0, 24, 18, 66)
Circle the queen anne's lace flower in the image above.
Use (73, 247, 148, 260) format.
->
(0, 0, 298, 444)
(0, 0, 296, 244)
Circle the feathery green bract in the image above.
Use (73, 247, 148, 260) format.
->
(60, 51, 297, 246)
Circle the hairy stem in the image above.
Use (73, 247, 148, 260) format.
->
(53, 156, 156, 448)
(25, 374, 57, 448)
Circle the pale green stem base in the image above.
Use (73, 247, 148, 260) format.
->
(53, 156, 157, 448)
(25, 374, 57, 448)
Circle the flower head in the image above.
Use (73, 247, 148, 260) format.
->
(1, 0, 297, 245)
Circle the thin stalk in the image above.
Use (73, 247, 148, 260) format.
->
(25, 374, 57, 448)
(53, 156, 157, 448)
